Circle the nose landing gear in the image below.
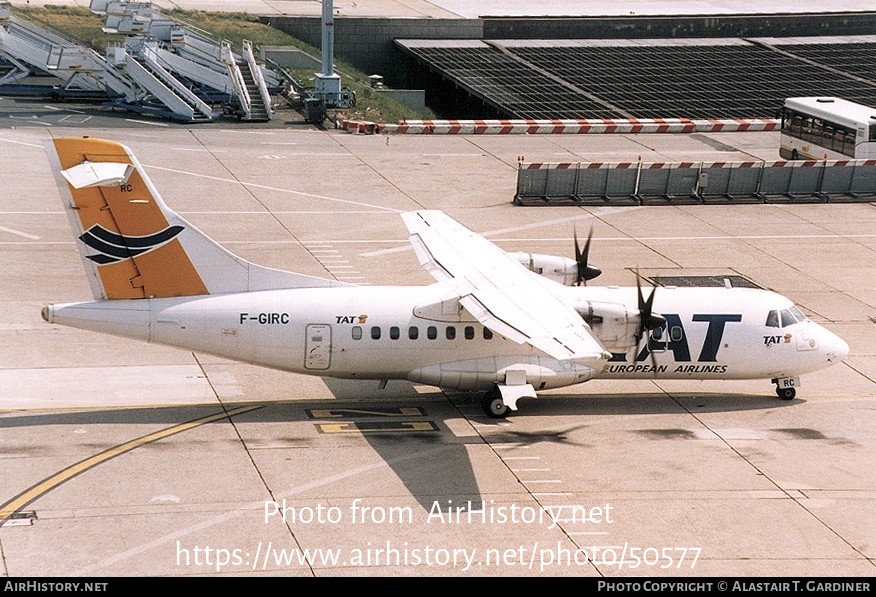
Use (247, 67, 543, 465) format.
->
(772, 377, 800, 400)
(776, 387, 796, 400)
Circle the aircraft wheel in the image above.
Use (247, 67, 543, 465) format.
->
(790, 149, 799, 160)
(776, 387, 796, 400)
(482, 391, 510, 419)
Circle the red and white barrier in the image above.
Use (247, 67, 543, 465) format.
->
(340, 119, 380, 134)
(368, 118, 780, 135)
(521, 158, 876, 170)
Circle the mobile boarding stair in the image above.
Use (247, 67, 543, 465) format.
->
(221, 39, 272, 121)
(106, 39, 217, 122)
(0, 2, 217, 122)
(0, 3, 107, 97)
(96, 0, 274, 120)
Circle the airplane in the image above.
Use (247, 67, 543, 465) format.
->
(41, 136, 850, 418)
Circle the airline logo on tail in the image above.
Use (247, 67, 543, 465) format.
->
(79, 224, 185, 265)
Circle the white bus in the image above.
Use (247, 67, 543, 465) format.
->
(780, 96, 876, 160)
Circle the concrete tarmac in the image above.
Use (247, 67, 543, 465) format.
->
(0, 119, 874, 577)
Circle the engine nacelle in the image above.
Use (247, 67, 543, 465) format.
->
(573, 300, 643, 352)
(509, 251, 580, 285)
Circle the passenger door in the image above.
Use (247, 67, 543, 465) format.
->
(305, 324, 332, 370)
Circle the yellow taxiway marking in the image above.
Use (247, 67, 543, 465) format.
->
(308, 407, 425, 418)
(0, 404, 262, 525)
(317, 421, 438, 434)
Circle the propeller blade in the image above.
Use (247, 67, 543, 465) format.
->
(634, 270, 667, 336)
(633, 270, 667, 376)
(573, 227, 601, 285)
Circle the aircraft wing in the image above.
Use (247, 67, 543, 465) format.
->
(401, 210, 610, 364)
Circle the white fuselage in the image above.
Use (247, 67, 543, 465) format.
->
(44, 283, 849, 393)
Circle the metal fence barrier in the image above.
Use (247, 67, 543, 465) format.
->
(514, 159, 876, 206)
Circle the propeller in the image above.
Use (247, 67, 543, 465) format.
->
(634, 270, 667, 373)
(573, 227, 602, 285)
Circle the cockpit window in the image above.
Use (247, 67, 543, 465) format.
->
(767, 306, 808, 328)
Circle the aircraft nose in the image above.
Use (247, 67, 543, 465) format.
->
(824, 331, 850, 363)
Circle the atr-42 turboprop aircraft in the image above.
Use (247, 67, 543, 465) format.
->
(42, 137, 850, 418)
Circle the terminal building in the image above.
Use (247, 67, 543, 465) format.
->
(268, 10, 876, 119)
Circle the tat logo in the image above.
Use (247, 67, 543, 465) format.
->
(764, 333, 792, 346)
(336, 314, 368, 324)
(611, 314, 743, 363)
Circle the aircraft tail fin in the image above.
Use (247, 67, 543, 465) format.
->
(46, 137, 348, 301)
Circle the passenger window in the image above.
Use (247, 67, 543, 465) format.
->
(483, 328, 493, 340)
(464, 326, 475, 340)
(766, 311, 779, 328)
(446, 326, 456, 340)
(409, 326, 419, 340)
(352, 326, 362, 340)
(427, 326, 437, 340)
(670, 326, 683, 342)
(780, 310, 796, 328)
(390, 326, 400, 340)
(371, 326, 381, 340)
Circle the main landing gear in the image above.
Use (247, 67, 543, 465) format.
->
(482, 388, 510, 419)
(480, 383, 535, 419)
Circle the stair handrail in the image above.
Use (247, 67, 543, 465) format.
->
(220, 38, 251, 118)
(242, 39, 271, 118)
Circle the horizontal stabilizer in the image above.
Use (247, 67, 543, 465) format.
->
(61, 161, 134, 189)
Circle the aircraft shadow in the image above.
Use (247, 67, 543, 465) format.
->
(0, 389, 800, 514)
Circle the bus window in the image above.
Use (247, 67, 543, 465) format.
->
(823, 124, 834, 149)
(846, 132, 857, 156)
(833, 128, 845, 153)
(790, 112, 802, 135)
(809, 117, 821, 142)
